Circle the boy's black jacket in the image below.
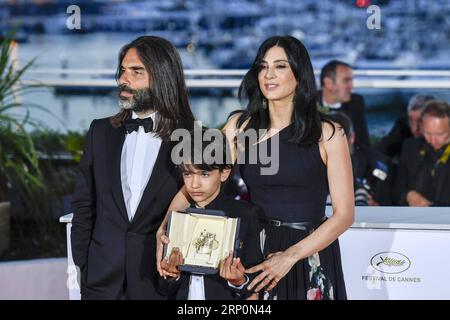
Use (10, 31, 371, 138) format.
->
(158, 193, 264, 300)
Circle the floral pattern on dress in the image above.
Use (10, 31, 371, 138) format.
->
(306, 252, 334, 300)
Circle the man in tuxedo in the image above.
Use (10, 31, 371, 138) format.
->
(318, 60, 371, 147)
(71, 36, 195, 299)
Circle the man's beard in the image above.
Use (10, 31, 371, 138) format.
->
(118, 85, 154, 113)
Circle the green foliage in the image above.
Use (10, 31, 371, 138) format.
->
(0, 33, 88, 259)
(31, 130, 86, 161)
(0, 33, 44, 214)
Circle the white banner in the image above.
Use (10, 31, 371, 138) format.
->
(340, 228, 450, 300)
(62, 206, 450, 300)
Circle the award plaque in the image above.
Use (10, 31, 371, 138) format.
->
(164, 207, 241, 275)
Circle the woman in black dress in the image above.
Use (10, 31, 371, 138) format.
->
(157, 36, 354, 300)
(224, 35, 354, 300)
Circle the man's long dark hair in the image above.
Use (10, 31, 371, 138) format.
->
(235, 35, 333, 145)
(111, 36, 195, 139)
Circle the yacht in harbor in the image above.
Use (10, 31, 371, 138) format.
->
(2, 0, 449, 111)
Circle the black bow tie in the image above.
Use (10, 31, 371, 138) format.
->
(123, 117, 154, 133)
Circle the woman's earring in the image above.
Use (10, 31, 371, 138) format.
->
(262, 98, 267, 109)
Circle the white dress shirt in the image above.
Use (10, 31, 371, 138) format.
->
(188, 275, 206, 300)
(322, 98, 342, 110)
(186, 273, 249, 300)
(120, 111, 162, 221)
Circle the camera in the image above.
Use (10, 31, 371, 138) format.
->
(354, 160, 389, 206)
(354, 178, 371, 206)
(372, 160, 388, 181)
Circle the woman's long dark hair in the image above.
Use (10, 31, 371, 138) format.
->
(235, 35, 334, 144)
(111, 36, 195, 139)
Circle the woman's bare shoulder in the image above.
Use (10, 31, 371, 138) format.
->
(321, 120, 345, 143)
(319, 120, 347, 165)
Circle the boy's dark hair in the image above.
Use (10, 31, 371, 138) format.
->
(178, 127, 233, 173)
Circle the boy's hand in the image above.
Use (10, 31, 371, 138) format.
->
(219, 252, 246, 286)
(160, 247, 184, 279)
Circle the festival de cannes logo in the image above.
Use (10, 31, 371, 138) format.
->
(370, 252, 411, 274)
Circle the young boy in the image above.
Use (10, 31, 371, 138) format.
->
(159, 128, 263, 300)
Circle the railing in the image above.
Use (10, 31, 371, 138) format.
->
(26, 69, 450, 77)
(23, 69, 450, 89)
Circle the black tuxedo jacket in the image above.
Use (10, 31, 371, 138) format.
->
(158, 194, 264, 300)
(318, 91, 371, 147)
(71, 118, 181, 300)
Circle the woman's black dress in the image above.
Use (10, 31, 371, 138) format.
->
(240, 124, 347, 300)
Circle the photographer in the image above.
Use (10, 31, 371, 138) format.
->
(393, 100, 450, 206)
(328, 112, 393, 206)
(377, 93, 435, 163)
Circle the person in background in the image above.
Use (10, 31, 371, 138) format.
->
(328, 111, 394, 206)
(318, 60, 371, 147)
(393, 100, 450, 206)
(377, 93, 435, 163)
